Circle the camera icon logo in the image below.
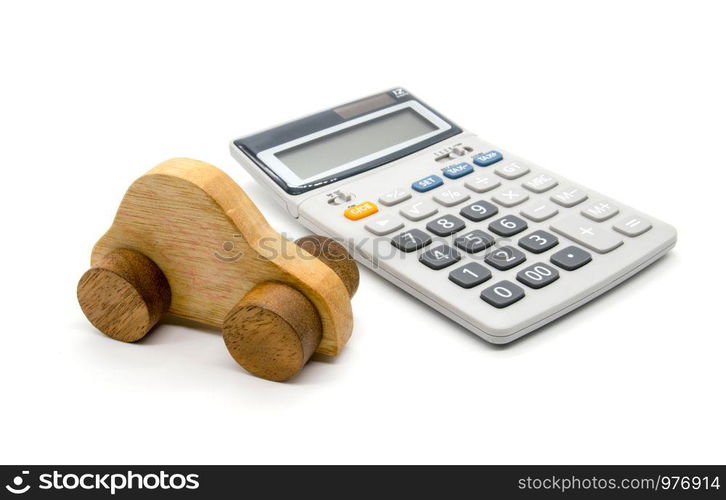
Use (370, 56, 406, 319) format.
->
(5, 471, 30, 495)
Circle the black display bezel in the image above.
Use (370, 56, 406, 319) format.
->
(233, 89, 462, 195)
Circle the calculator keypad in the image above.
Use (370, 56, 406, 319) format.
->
(581, 200, 618, 222)
(550, 246, 592, 271)
(522, 173, 558, 193)
(485, 245, 527, 270)
(400, 200, 438, 221)
(518, 230, 559, 254)
(550, 213, 623, 253)
(480, 280, 525, 308)
(364, 215, 405, 236)
(391, 229, 431, 252)
(419, 245, 461, 270)
(350, 146, 666, 320)
(516, 262, 560, 289)
(454, 230, 496, 253)
(488, 215, 528, 237)
(379, 188, 412, 207)
(551, 186, 588, 207)
(613, 214, 652, 237)
(427, 214, 466, 236)
(459, 200, 498, 222)
(464, 173, 501, 193)
(433, 187, 470, 207)
(449, 262, 492, 288)
(520, 200, 559, 222)
(492, 187, 529, 207)
(495, 161, 530, 180)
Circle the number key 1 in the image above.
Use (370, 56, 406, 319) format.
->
(449, 262, 492, 288)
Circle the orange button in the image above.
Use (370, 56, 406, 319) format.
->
(344, 201, 379, 220)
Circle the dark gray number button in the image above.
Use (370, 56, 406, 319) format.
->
(419, 245, 461, 270)
(550, 245, 592, 271)
(484, 245, 527, 270)
(426, 214, 466, 236)
(391, 229, 431, 252)
(454, 230, 495, 253)
(459, 200, 499, 222)
(488, 215, 528, 237)
(480, 280, 525, 308)
(449, 262, 492, 288)
(518, 230, 559, 254)
(516, 262, 560, 289)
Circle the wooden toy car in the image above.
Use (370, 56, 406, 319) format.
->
(77, 158, 358, 381)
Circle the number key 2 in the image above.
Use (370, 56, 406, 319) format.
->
(485, 245, 527, 270)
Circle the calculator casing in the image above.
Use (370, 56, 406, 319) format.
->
(231, 100, 677, 344)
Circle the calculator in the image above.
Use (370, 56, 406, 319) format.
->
(230, 88, 677, 344)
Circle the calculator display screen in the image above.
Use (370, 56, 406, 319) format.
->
(275, 107, 438, 180)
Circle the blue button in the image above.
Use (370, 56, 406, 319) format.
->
(412, 175, 444, 192)
(442, 162, 474, 179)
(472, 150, 503, 167)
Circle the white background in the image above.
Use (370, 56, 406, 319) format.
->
(1, 1, 724, 465)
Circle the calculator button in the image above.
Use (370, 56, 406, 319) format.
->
(433, 187, 470, 207)
(522, 173, 558, 193)
(518, 230, 559, 254)
(516, 262, 560, 289)
(472, 150, 503, 167)
(454, 230, 496, 253)
(449, 262, 492, 288)
(550, 246, 592, 271)
(459, 200, 499, 222)
(399, 200, 438, 221)
(343, 201, 378, 220)
(520, 201, 559, 222)
(550, 186, 588, 207)
(391, 229, 432, 252)
(426, 214, 466, 236)
(550, 213, 623, 253)
(481, 280, 525, 308)
(378, 188, 412, 207)
(488, 215, 528, 237)
(494, 161, 530, 180)
(492, 187, 529, 207)
(581, 201, 619, 221)
(464, 173, 501, 193)
(442, 162, 474, 179)
(613, 215, 652, 237)
(411, 175, 444, 193)
(484, 245, 527, 270)
(364, 215, 405, 236)
(419, 245, 461, 270)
